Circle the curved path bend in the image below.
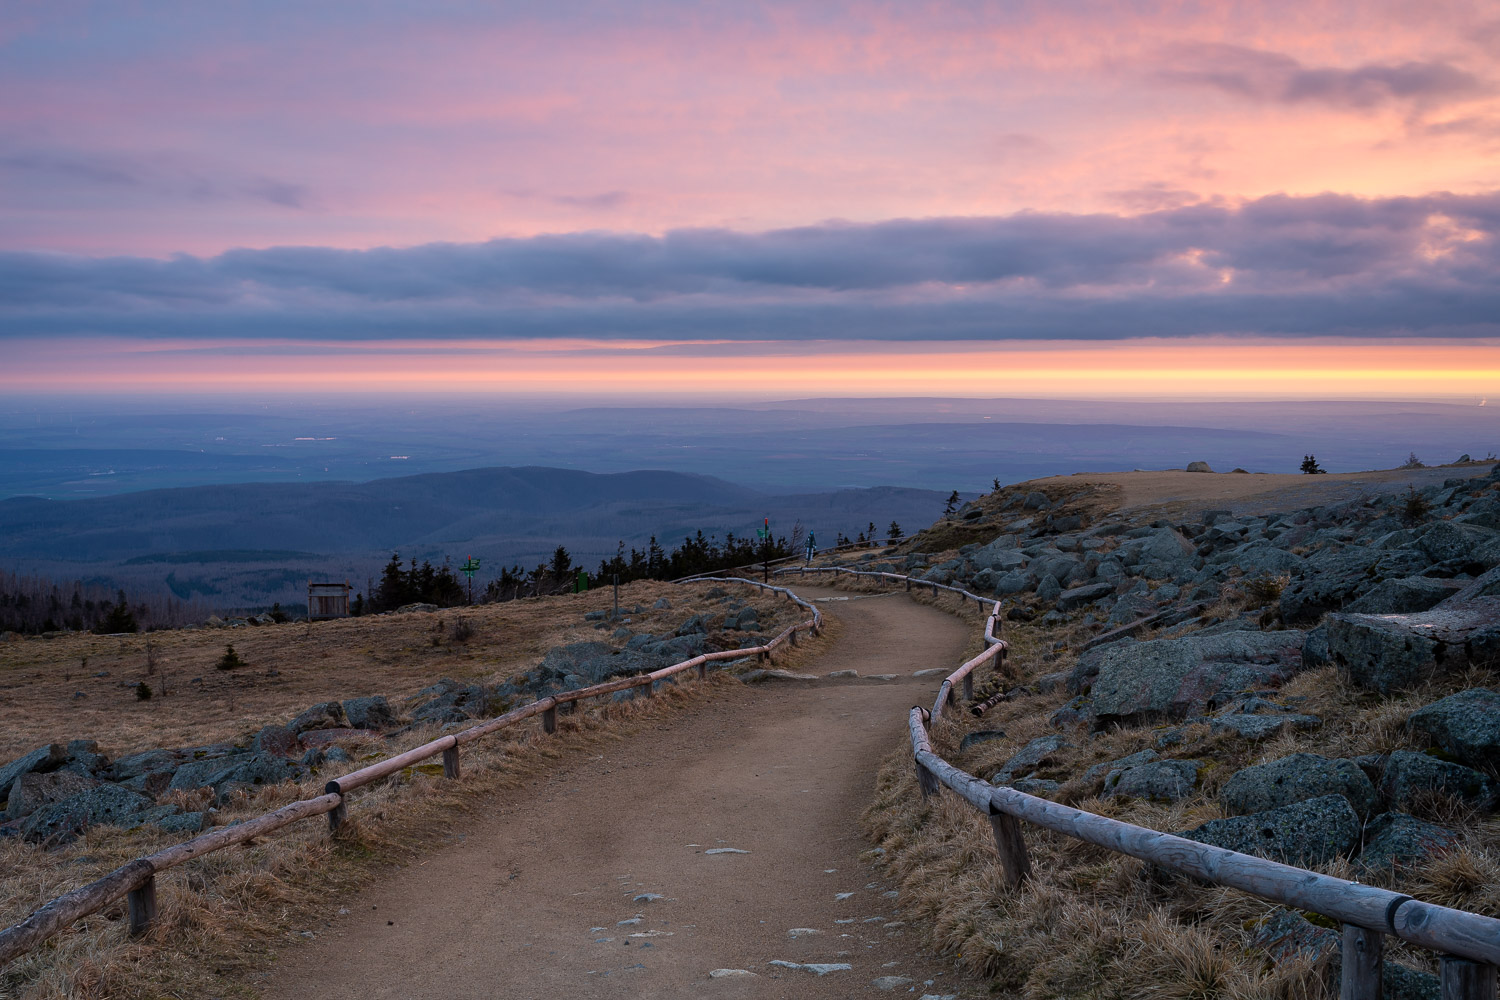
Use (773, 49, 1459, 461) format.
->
(262, 585, 980, 1000)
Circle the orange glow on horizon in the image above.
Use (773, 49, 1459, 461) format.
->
(4, 337, 1497, 400)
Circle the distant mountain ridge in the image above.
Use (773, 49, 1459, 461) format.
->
(0, 466, 950, 607)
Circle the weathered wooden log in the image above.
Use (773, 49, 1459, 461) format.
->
(0, 858, 154, 965)
(989, 810, 1031, 889)
(442, 746, 460, 779)
(332, 735, 458, 794)
(932, 680, 954, 721)
(1340, 924, 1383, 1000)
(1394, 902, 1500, 967)
(1439, 956, 1496, 999)
(126, 875, 157, 938)
(970, 689, 1008, 717)
(981, 783, 1419, 937)
(149, 792, 344, 871)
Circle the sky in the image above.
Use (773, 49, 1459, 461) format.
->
(3, 0, 1500, 398)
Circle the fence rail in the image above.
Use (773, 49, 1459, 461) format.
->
(792, 564, 1500, 998)
(0, 579, 821, 968)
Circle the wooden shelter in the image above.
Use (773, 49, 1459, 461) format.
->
(307, 581, 351, 620)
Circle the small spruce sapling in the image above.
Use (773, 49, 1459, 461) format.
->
(216, 644, 246, 671)
(944, 490, 960, 516)
(1402, 486, 1432, 527)
(1300, 455, 1325, 475)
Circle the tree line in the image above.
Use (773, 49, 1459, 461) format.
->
(0, 570, 212, 635)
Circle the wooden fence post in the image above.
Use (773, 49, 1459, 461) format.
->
(697, 662, 707, 680)
(325, 781, 346, 832)
(1440, 956, 1497, 999)
(988, 808, 1032, 889)
(542, 706, 557, 734)
(641, 679, 655, 698)
(126, 874, 157, 937)
(442, 746, 460, 779)
(1340, 924, 1383, 999)
(917, 760, 939, 798)
(962, 673, 974, 701)
(790, 628, 798, 646)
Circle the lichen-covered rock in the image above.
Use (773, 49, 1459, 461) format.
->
(289, 701, 347, 733)
(5, 770, 100, 820)
(1057, 582, 1115, 611)
(1380, 750, 1498, 812)
(1345, 576, 1465, 615)
(1180, 794, 1360, 866)
(1329, 599, 1500, 693)
(1220, 753, 1377, 818)
(0, 745, 67, 798)
(342, 695, 398, 730)
(1210, 713, 1322, 740)
(992, 735, 1069, 784)
(1082, 749, 1159, 783)
(252, 723, 301, 757)
(1087, 630, 1307, 726)
(1406, 688, 1500, 772)
(1328, 615, 1442, 693)
(169, 751, 304, 798)
(20, 784, 161, 843)
(1355, 812, 1459, 876)
(1253, 909, 1440, 999)
(1102, 759, 1200, 802)
(958, 730, 1006, 752)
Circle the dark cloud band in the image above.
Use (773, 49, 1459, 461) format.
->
(2, 190, 1498, 341)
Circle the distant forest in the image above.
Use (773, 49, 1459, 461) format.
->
(354, 519, 901, 610)
(1, 519, 900, 633)
(0, 570, 213, 635)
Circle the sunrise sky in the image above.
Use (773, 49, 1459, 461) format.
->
(4, 1, 1499, 398)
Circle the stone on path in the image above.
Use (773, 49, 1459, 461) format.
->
(708, 969, 756, 978)
(873, 975, 914, 989)
(704, 847, 749, 854)
(767, 960, 852, 975)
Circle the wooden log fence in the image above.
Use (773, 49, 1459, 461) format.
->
(0, 578, 820, 968)
(809, 559, 1500, 999)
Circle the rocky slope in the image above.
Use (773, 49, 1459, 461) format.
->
(859, 463, 1500, 998)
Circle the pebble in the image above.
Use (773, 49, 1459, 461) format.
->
(865, 673, 899, 681)
(826, 669, 858, 678)
(873, 976, 914, 990)
(835, 892, 855, 900)
(768, 960, 853, 975)
(709, 969, 756, 978)
(912, 668, 947, 678)
(618, 917, 642, 926)
(633, 893, 665, 903)
(705, 847, 749, 855)
(787, 927, 821, 938)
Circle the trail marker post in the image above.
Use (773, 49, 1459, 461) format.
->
(460, 556, 480, 605)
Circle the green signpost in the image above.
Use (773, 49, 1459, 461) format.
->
(460, 555, 481, 604)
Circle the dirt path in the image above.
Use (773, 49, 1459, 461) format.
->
(259, 586, 980, 1000)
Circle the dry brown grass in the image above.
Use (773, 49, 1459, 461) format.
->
(846, 572, 1500, 998)
(0, 579, 784, 760)
(0, 579, 823, 999)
